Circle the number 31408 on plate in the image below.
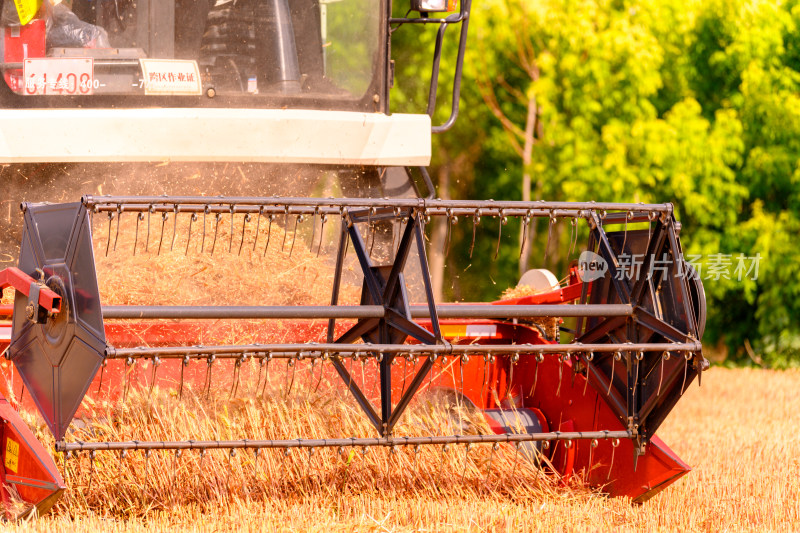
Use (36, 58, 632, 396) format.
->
(23, 58, 96, 95)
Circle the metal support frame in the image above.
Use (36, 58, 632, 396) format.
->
(56, 429, 632, 453)
(10, 196, 704, 457)
(576, 211, 705, 455)
(326, 207, 441, 436)
(389, 0, 472, 132)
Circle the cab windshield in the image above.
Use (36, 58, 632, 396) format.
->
(0, 0, 383, 108)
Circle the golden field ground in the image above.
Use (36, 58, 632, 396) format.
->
(2, 366, 797, 532)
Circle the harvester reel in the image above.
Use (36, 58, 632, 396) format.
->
(8, 202, 106, 441)
(579, 214, 707, 449)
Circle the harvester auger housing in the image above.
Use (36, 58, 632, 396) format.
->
(0, 195, 706, 513)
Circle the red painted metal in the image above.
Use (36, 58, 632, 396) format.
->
(0, 268, 62, 314)
(0, 391, 65, 518)
(0, 273, 689, 504)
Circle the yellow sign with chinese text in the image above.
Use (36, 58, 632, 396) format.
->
(5, 438, 19, 473)
(13, 0, 43, 26)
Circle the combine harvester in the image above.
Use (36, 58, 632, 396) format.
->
(0, 0, 706, 517)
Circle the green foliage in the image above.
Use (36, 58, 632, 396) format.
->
(389, 0, 800, 365)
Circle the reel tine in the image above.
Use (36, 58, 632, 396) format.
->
(171, 450, 182, 506)
(632, 351, 643, 398)
(123, 357, 134, 403)
(494, 210, 506, 261)
(607, 438, 619, 480)
(113, 206, 122, 252)
(569, 217, 578, 259)
(480, 355, 488, 404)
(228, 206, 235, 253)
(657, 351, 670, 396)
(485, 443, 498, 484)
(148, 356, 160, 398)
(105, 211, 114, 257)
(156, 212, 168, 256)
(306, 359, 315, 402)
(316, 214, 327, 257)
(133, 212, 144, 256)
(519, 211, 530, 259)
(226, 449, 236, 493)
(556, 353, 563, 397)
(205, 354, 216, 399)
(253, 207, 263, 251)
(285, 359, 296, 398)
(608, 352, 620, 396)
(282, 207, 290, 251)
(543, 211, 555, 266)
(230, 356, 242, 399)
(622, 211, 631, 253)
(506, 353, 517, 402)
(460, 443, 471, 484)
(141, 449, 152, 502)
(312, 353, 326, 395)
(469, 210, 480, 258)
(264, 354, 273, 397)
(583, 352, 594, 396)
(211, 213, 221, 256)
(179, 355, 189, 399)
(87, 450, 96, 493)
(367, 207, 376, 258)
(145, 205, 153, 253)
(170, 205, 178, 251)
(185, 213, 195, 255)
(529, 352, 542, 397)
(437, 444, 449, 487)
(445, 211, 457, 258)
(413, 445, 420, 478)
(263, 214, 275, 257)
(681, 352, 690, 395)
(289, 215, 301, 258)
(309, 208, 318, 252)
(239, 214, 251, 256)
(201, 207, 208, 253)
(96, 360, 106, 394)
(400, 355, 408, 398)
(255, 355, 265, 397)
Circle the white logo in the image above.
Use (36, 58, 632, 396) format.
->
(578, 251, 608, 282)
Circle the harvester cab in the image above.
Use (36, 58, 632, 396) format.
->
(0, 0, 707, 520)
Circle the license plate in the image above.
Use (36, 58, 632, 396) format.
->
(23, 58, 95, 96)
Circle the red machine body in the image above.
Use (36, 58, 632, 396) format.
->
(0, 269, 689, 504)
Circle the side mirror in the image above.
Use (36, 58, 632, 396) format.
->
(410, 0, 457, 13)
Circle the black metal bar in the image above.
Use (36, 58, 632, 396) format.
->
(385, 309, 437, 344)
(430, 0, 471, 133)
(82, 196, 674, 215)
(578, 315, 628, 344)
(630, 219, 668, 305)
(582, 355, 628, 424)
(346, 217, 383, 305)
(633, 309, 691, 344)
(327, 221, 349, 343)
(387, 356, 434, 432)
(590, 213, 632, 304)
(98, 304, 634, 320)
(329, 357, 382, 433)
(384, 213, 417, 305)
(414, 216, 442, 342)
(334, 318, 381, 345)
(104, 342, 702, 359)
(56, 429, 632, 452)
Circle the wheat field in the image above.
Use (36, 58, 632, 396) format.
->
(0, 366, 794, 532)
